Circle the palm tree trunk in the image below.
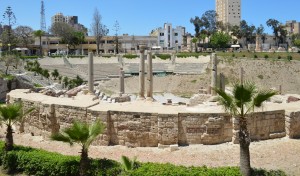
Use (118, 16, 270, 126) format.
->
(80, 147, 89, 176)
(5, 125, 14, 151)
(239, 117, 251, 176)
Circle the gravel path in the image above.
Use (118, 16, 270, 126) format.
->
(3, 130, 299, 176)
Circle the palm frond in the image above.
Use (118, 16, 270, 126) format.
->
(51, 133, 73, 145)
(0, 103, 22, 125)
(233, 82, 256, 107)
(121, 155, 135, 171)
(253, 90, 277, 107)
(215, 88, 238, 115)
(85, 120, 105, 149)
(64, 121, 89, 144)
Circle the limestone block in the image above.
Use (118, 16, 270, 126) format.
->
(158, 143, 169, 149)
(169, 144, 179, 152)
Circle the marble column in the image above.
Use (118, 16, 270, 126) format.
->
(119, 67, 125, 96)
(146, 51, 153, 100)
(138, 49, 145, 99)
(211, 53, 217, 95)
(88, 52, 94, 93)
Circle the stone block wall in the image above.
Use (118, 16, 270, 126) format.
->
(7, 97, 292, 147)
(232, 110, 286, 144)
(286, 111, 300, 138)
(178, 113, 232, 145)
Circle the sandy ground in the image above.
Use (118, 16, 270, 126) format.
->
(1, 129, 299, 176)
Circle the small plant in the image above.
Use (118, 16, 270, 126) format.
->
(155, 54, 171, 60)
(121, 155, 138, 172)
(242, 54, 246, 57)
(123, 54, 138, 59)
(264, 54, 269, 59)
(287, 55, 293, 61)
(254, 55, 258, 58)
(232, 53, 235, 57)
(257, 75, 264, 79)
(278, 56, 281, 59)
(34, 83, 43, 88)
(191, 79, 197, 83)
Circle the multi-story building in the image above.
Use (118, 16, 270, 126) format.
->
(51, 13, 87, 35)
(151, 23, 186, 50)
(285, 20, 300, 36)
(216, 0, 241, 26)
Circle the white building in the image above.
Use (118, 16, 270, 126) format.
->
(216, 0, 241, 26)
(152, 23, 186, 50)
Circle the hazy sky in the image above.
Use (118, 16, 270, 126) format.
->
(0, 0, 299, 35)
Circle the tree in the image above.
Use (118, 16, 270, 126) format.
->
(74, 31, 85, 55)
(51, 69, 59, 80)
(191, 38, 198, 52)
(42, 69, 50, 79)
(51, 22, 75, 44)
(210, 32, 231, 49)
(113, 20, 120, 54)
(190, 10, 217, 38)
(215, 82, 276, 176)
(2, 6, 16, 45)
(0, 54, 20, 75)
(51, 120, 105, 176)
(33, 30, 44, 57)
(91, 8, 109, 55)
(266, 19, 280, 46)
(0, 103, 34, 151)
(14, 26, 34, 48)
(293, 39, 300, 48)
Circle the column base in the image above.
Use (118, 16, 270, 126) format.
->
(136, 96, 145, 100)
(146, 97, 154, 101)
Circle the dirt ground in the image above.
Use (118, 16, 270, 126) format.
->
(1, 129, 299, 176)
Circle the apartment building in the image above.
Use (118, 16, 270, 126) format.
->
(285, 20, 300, 36)
(216, 0, 241, 26)
(151, 23, 186, 50)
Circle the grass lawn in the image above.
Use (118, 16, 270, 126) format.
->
(216, 51, 300, 60)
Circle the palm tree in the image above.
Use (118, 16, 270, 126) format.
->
(51, 120, 105, 176)
(51, 69, 59, 80)
(191, 37, 198, 52)
(121, 155, 138, 172)
(33, 30, 44, 57)
(0, 103, 34, 151)
(214, 82, 276, 176)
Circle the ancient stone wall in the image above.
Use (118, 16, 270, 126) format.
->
(232, 110, 286, 144)
(286, 111, 300, 138)
(9, 98, 291, 147)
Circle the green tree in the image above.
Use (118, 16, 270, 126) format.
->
(266, 19, 281, 46)
(0, 103, 34, 151)
(51, 120, 105, 176)
(33, 30, 44, 57)
(293, 39, 300, 48)
(191, 38, 198, 52)
(51, 69, 59, 80)
(210, 32, 231, 49)
(214, 82, 276, 176)
(2, 6, 16, 46)
(42, 69, 50, 79)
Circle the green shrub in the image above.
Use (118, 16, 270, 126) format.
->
(257, 75, 264, 79)
(123, 54, 138, 59)
(287, 55, 293, 61)
(34, 83, 43, 88)
(176, 53, 201, 58)
(68, 55, 85, 59)
(264, 54, 269, 59)
(102, 55, 112, 58)
(155, 54, 171, 60)
(242, 54, 246, 57)
(278, 56, 282, 59)
(254, 54, 258, 58)
(232, 53, 235, 57)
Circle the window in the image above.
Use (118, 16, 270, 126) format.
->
(160, 33, 164, 36)
(160, 40, 164, 43)
(174, 33, 178, 36)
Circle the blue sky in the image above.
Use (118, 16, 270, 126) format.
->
(0, 0, 299, 36)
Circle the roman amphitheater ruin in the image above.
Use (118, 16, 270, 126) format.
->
(2, 51, 300, 148)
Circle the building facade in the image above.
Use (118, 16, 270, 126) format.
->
(216, 0, 241, 26)
(33, 35, 157, 55)
(285, 20, 300, 36)
(151, 23, 186, 50)
(51, 13, 87, 35)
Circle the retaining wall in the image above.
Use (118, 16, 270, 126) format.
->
(10, 98, 293, 147)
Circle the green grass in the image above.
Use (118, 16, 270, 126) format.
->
(216, 51, 300, 60)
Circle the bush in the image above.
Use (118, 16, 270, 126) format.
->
(287, 55, 293, 61)
(176, 53, 202, 58)
(264, 54, 269, 59)
(123, 54, 138, 59)
(0, 141, 120, 176)
(254, 54, 258, 58)
(68, 55, 85, 59)
(20, 56, 39, 60)
(278, 56, 282, 59)
(232, 54, 235, 57)
(155, 54, 171, 60)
